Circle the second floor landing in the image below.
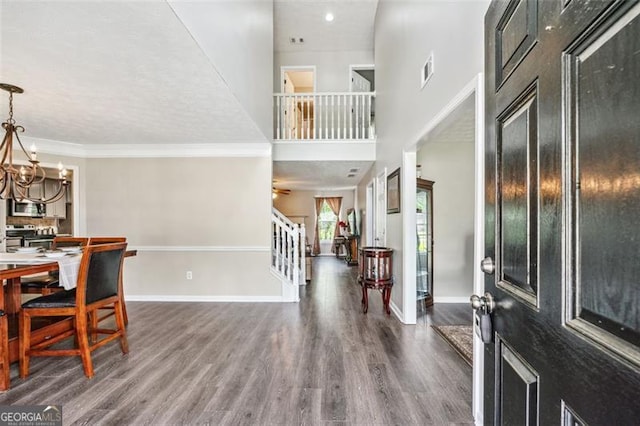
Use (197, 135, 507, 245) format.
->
(272, 92, 376, 162)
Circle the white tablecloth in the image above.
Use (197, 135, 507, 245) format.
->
(0, 252, 82, 290)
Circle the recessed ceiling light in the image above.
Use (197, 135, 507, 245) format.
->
(325, 13, 334, 22)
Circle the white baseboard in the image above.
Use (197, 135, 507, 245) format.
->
(389, 300, 404, 322)
(125, 295, 287, 303)
(433, 296, 471, 304)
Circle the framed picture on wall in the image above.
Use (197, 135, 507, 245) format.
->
(387, 167, 401, 214)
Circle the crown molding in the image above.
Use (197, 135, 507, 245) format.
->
(20, 136, 272, 158)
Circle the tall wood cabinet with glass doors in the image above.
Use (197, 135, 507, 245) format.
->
(416, 179, 434, 310)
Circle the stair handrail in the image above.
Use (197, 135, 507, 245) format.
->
(271, 209, 305, 288)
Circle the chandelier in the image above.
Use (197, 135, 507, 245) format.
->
(0, 83, 68, 203)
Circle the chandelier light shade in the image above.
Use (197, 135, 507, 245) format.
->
(0, 83, 68, 203)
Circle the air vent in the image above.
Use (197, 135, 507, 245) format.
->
(348, 168, 360, 173)
(347, 174, 356, 178)
(421, 52, 434, 89)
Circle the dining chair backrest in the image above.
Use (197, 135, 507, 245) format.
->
(76, 242, 127, 306)
(51, 237, 89, 249)
(88, 237, 127, 245)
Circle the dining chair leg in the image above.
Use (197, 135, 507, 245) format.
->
(75, 314, 94, 378)
(0, 314, 9, 391)
(115, 301, 129, 354)
(19, 311, 31, 379)
(89, 311, 98, 344)
(121, 296, 128, 326)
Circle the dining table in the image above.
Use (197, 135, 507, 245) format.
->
(0, 249, 137, 363)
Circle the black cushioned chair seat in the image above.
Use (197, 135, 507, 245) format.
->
(21, 279, 61, 289)
(22, 289, 78, 309)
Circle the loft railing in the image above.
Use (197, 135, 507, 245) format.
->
(273, 92, 375, 141)
(271, 208, 306, 286)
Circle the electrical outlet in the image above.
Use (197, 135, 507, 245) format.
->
(186, 271, 193, 280)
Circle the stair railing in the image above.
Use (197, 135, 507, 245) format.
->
(271, 208, 306, 286)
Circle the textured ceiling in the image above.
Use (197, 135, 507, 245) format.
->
(274, 160, 373, 190)
(421, 93, 476, 146)
(274, 0, 378, 52)
(0, 1, 265, 145)
(0, 1, 379, 190)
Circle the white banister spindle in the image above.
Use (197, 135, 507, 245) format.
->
(331, 95, 335, 139)
(366, 94, 371, 139)
(342, 94, 347, 139)
(305, 96, 309, 140)
(313, 94, 317, 140)
(349, 95, 353, 140)
(293, 224, 300, 286)
(337, 95, 341, 139)
(324, 95, 329, 139)
(272, 92, 375, 141)
(355, 95, 360, 139)
(360, 94, 365, 139)
(300, 223, 306, 283)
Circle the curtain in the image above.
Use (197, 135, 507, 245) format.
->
(325, 197, 342, 254)
(313, 197, 324, 255)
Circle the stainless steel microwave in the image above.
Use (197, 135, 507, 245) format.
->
(9, 200, 45, 217)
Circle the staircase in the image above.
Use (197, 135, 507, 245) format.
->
(271, 208, 306, 302)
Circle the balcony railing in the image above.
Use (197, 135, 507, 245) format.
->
(273, 92, 375, 141)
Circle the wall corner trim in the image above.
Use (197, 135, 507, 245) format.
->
(21, 135, 272, 158)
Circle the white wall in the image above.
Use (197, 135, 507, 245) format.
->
(369, 0, 488, 318)
(169, 0, 273, 139)
(275, 50, 373, 92)
(418, 140, 475, 300)
(85, 156, 281, 299)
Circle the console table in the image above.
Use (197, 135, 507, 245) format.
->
(358, 247, 393, 315)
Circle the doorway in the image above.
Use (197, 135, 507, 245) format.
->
(402, 74, 485, 418)
(280, 66, 316, 140)
(281, 66, 316, 93)
(349, 64, 374, 92)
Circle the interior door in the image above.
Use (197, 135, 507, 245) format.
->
(482, 0, 640, 424)
(350, 70, 371, 92)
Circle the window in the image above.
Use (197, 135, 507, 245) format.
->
(318, 200, 337, 241)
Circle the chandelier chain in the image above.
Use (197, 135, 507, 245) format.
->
(7, 92, 15, 124)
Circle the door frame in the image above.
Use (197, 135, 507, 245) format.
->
(365, 179, 375, 246)
(280, 65, 317, 93)
(401, 73, 485, 422)
(375, 168, 387, 247)
(348, 64, 375, 92)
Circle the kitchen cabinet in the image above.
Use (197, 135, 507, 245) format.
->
(44, 179, 66, 219)
(25, 181, 44, 200)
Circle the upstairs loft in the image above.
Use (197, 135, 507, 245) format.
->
(272, 91, 376, 162)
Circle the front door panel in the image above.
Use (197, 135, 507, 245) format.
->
(565, 1, 640, 364)
(484, 0, 640, 424)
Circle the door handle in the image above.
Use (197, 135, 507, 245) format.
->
(480, 256, 495, 275)
(470, 292, 495, 314)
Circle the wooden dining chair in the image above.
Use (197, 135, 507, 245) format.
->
(21, 237, 89, 296)
(0, 310, 9, 391)
(87, 237, 129, 327)
(19, 242, 129, 379)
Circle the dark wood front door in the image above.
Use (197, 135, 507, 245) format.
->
(484, 0, 640, 424)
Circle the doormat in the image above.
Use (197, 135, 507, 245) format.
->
(432, 325, 473, 367)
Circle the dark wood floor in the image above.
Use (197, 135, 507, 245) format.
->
(0, 257, 473, 425)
